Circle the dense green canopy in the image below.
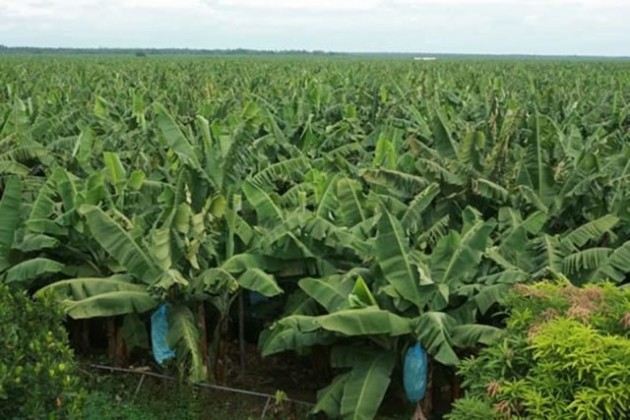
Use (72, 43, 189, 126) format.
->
(1, 56, 629, 418)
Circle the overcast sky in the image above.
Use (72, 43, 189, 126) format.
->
(1, 0, 628, 55)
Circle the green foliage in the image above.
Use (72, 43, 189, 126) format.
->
(448, 281, 630, 420)
(0, 284, 84, 419)
(79, 373, 311, 420)
(1, 56, 630, 418)
(82, 394, 152, 420)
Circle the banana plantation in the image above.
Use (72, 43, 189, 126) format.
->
(1, 56, 630, 419)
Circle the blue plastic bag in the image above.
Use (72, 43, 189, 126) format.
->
(403, 343, 428, 403)
(248, 291, 269, 306)
(248, 291, 270, 320)
(151, 304, 175, 365)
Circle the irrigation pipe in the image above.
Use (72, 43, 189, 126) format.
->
(88, 363, 315, 415)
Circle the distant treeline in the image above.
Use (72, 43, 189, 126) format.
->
(0, 45, 627, 60)
(0, 45, 343, 56)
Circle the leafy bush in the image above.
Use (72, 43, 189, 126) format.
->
(0, 284, 84, 419)
(447, 281, 630, 420)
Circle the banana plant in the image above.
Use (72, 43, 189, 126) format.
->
(0, 177, 66, 286)
(0, 174, 114, 290)
(38, 191, 283, 380)
(150, 102, 299, 379)
(257, 177, 507, 418)
(4, 140, 265, 380)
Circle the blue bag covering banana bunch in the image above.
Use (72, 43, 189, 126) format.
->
(151, 304, 175, 364)
(404, 343, 428, 403)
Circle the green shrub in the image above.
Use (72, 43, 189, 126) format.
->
(0, 284, 84, 419)
(447, 281, 630, 420)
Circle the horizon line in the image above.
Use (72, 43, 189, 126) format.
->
(1, 45, 629, 59)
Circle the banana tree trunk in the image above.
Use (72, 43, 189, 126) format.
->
(453, 374, 462, 400)
(421, 358, 434, 418)
(213, 316, 228, 385)
(311, 345, 331, 380)
(238, 293, 246, 375)
(197, 302, 209, 380)
(80, 320, 91, 353)
(106, 317, 127, 367)
(412, 402, 428, 420)
(68, 318, 91, 353)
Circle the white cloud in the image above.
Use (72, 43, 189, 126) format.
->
(211, 0, 378, 10)
(523, 14, 540, 26)
(0, 0, 628, 55)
